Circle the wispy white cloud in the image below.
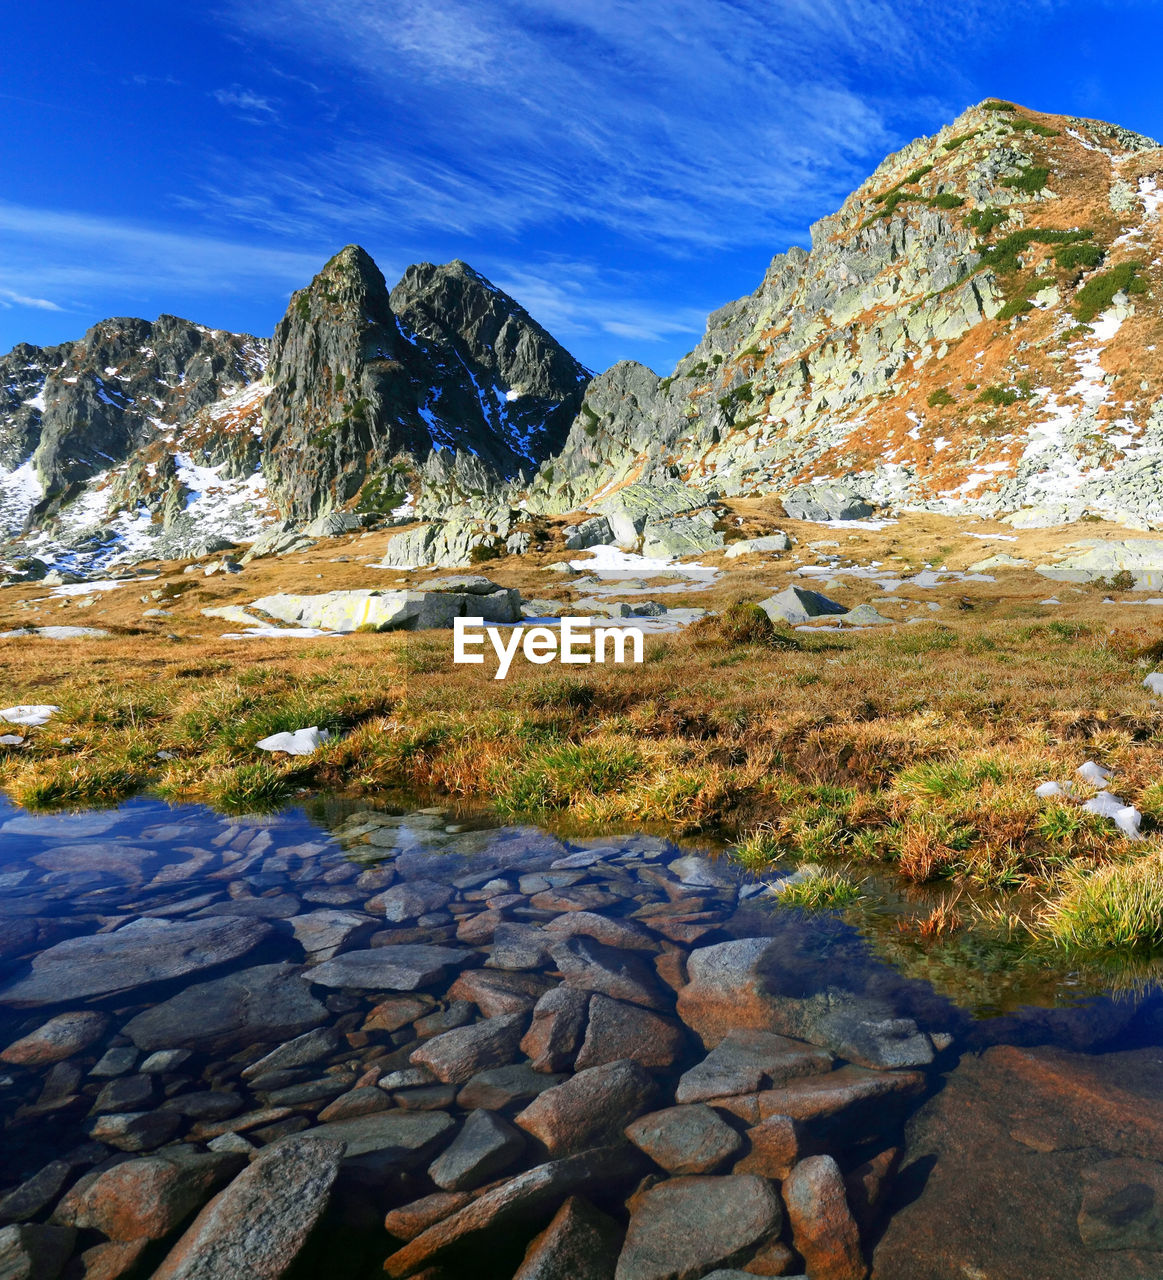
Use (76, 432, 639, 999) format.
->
(211, 0, 1041, 252)
(0, 202, 324, 319)
(0, 288, 63, 312)
(487, 261, 707, 350)
(211, 85, 279, 121)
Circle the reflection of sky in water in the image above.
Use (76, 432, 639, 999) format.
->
(1, 793, 1157, 1024)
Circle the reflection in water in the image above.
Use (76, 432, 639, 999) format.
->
(0, 794, 1159, 1279)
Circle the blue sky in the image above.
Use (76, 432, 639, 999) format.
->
(3, 1, 1161, 375)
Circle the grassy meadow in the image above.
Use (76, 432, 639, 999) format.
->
(2, 511, 1163, 959)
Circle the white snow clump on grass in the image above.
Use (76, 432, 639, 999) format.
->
(0, 705, 60, 726)
(256, 726, 331, 756)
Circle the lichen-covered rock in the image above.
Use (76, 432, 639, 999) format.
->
(151, 1137, 344, 1279)
(247, 584, 521, 631)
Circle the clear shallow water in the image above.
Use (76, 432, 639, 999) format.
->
(0, 794, 1160, 1279)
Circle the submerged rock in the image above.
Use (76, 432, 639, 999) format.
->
(305, 945, 473, 991)
(1, 1012, 108, 1066)
(428, 1108, 526, 1191)
(53, 1150, 244, 1242)
(151, 1136, 344, 1279)
(615, 1174, 782, 1280)
(514, 1195, 623, 1280)
(122, 962, 328, 1052)
(784, 1155, 867, 1280)
(384, 1146, 645, 1278)
(0, 1223, 75, 1280)
(625, 1104, 744, 1175)
(0, 917, 271, 1007)
(515, 1059, 659, 1156)
(410, 1013, 528, 1085)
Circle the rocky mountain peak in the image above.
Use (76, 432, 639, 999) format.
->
(531, 99, 1163, 531)
(261, 249, 590, 523)
(391, 259, 589, 402)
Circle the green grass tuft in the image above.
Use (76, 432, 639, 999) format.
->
(773, 868, 863, 910)
(1075, 262, 1148, 323)
(1036, 855, 1163, 952)
(1001, 165, 1051, 195)
(211, 761, 300, 814)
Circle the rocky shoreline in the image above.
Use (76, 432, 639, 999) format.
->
(0, 803, 1160, 1279)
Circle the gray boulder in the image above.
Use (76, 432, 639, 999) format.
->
(593, 481, 713, 547)
(781, 483, 873, 522)
(302, 511, 364, 538)
(0, 1224, 75, 1280)
(513, 1196, 623, 1280)
(723, 533, 792, 557)
(151, 1137, 344, 1279)
(122, 962, 329, 1052)
(641, 512, 724, 559)
(758, 586, 846, 625)
(248, 584, 521, 631)
(614, 1175, 782, 1280)
(563, 516, 613, 550)
(305, 945, 474, 991)
(428, 1109, 525, 1191)
(1035, 538, 1163, 587)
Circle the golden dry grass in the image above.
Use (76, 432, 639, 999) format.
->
(2, 511, 1163, 950)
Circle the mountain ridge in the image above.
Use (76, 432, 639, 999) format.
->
(532, 99, 1163, 534)
(4, 98, 1163, 579)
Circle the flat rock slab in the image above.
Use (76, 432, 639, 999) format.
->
(122, 963, 328, 1052)
(1079, 1158, 1163, 1250)
(249, 586, 520, 632)
(384, 1146, 644, 1278)
(428, 1109, 526, 1191)
(574, 995, 687, 1072)
(549, 936, 669, 1011)
(1, 811, 121, 837)
(287, 910, 376, 960)
(675, 1029, 833, 1103)
(1, 1011, 108, 1065)
(543, 911, 659, 953)
(151, 1136, 344, 1279)
(457, 1064, 567, 1112)
(410, 1013, 528, 1085)
(0, 917, 271, 1007)
(305, 945, 474, 991)
(721, 1065, 925, 1136)
(290, 1111, 455, 1175)
(615, 1174, 782, 1280)
(241, 1026, 341, 1079)
(872, 1044, 1163, 1280)
(31, 843, 158, 882)
(625, 1105, 743, 1176)
(516, 1059, 659, 1157)
(54, 1150, 244, 1242)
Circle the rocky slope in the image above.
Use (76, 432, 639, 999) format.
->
(532, 100, 1163, 531)
(0, 319, 270, 568)
(0, 252, 588, 575)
